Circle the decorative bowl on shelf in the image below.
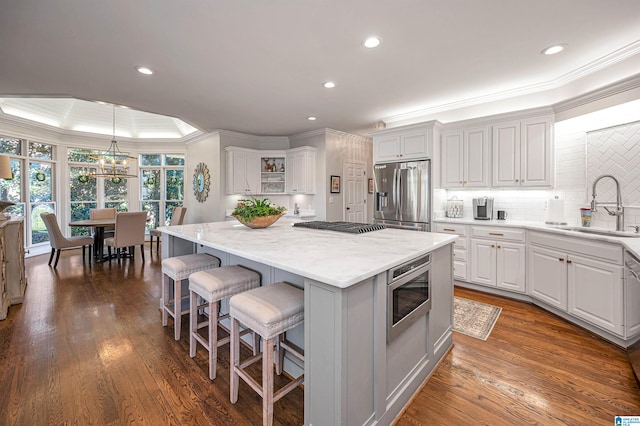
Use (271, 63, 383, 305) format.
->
(233, 213, 285, 229)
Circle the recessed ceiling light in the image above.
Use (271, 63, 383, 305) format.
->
(323, 81, 336, 89)
(541, 44, 567, 55)
(363, 36, 381, 48)
(307, 116, 317, 121)
(136, 66, 154, 75)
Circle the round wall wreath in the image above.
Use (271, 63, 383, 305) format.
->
(193, 162, 210, 203)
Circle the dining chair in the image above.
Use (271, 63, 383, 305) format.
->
(105, 211, 148, 263)
(149, 206, 187, 255)
(40, 213, 94, 268)
(90, 207, 116, 255)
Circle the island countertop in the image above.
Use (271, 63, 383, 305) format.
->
(159, 219, 457, 288)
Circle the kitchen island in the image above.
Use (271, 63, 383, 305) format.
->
(160, 219, 457, 425)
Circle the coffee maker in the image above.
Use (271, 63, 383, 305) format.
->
(473, 196, 494, 220)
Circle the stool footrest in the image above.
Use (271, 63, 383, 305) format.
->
(235, 366, 264, 398)
(279, 340, 304, 362)
(273, 374, 304, 403)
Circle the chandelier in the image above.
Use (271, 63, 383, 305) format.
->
(90, 105, 137, 179)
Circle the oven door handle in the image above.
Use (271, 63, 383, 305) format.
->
(388, 262, 430, 288)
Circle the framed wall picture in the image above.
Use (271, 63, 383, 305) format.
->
(368, 178, 374, 194)
(330, 175, 340, 193)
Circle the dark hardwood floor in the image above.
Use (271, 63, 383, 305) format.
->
(0, 248, 638, 425)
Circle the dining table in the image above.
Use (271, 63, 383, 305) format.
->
(69, 218, 116, 262)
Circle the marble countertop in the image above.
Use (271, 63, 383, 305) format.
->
(160, 219, 457, 288)
(434, 218, 640, 258)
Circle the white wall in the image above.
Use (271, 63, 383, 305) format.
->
(184, 133, 221, 223)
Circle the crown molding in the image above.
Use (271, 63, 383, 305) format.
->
(382, 40, 640, 126)
(552, 73, 640, 114)
(288, 128, 330, 141)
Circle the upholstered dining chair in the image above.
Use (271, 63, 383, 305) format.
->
(40, 212, 94, 268)
(105, 211, 148, 263)
(90, 207, 116, 254)
(149, 206, 187, 255)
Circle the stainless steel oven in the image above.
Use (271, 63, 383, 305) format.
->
(387, 254, 431, 343)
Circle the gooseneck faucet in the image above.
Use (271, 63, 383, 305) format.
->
(591, 174, 624, 231)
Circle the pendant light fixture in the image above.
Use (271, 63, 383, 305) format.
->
(90, 105, 137, 179)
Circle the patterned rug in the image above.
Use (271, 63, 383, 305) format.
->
(453, 297, 502, 341)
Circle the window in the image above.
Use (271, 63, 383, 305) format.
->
(68, 148, 129, 236)
(140, 154, 184, 231)
(0, 137, 57, 245)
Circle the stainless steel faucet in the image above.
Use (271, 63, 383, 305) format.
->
(590, 174, 624, 231)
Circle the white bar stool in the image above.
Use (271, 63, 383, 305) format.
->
(188, 265, 261, 380)
(229, 282, 304, 426)
(161, 253, 220, 340)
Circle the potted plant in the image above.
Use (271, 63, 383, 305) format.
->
(231, 198, 286, 229)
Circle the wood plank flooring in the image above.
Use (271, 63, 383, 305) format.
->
(0, 248, 638, 425)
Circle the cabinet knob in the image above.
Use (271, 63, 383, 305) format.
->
(463, 181, 467, 184)
(559, 258, 564, 262)
(567, 260, 572, 264)
(459, 181, 463, 184)
(497, 245, 501, 249)
(491, 244, 495, 248)
(515, 179, 519, 182)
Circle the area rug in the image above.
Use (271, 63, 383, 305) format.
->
(453, 297, 502, 341)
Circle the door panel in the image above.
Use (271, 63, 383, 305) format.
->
(470, 238, 496, 286)
(374, 163, 398, 221)
(528, 245, 567, 310)
(496, 242, 525, 292)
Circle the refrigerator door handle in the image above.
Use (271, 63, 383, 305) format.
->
(392, 168, 398, 213)
(397, 168, 402, 218)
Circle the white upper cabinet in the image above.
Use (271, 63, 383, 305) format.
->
(492, 115, 553, 187)
(372, 122, 437, 163)
(441, 125, 490, 188)
(226, 146, 316, 195)
(226, 147, 260, 195)
(285, 147, 316, 194)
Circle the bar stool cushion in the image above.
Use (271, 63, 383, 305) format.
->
(230, 282, 304, 340)
(189, 265, 260, 302)
(162, 253, 220, 280)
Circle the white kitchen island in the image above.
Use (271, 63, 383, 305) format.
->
(160, 219, 457, 426)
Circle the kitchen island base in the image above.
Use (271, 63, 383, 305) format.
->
(161, 221, 455, 425)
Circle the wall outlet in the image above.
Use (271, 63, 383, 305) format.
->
(329, 197, 334, 204)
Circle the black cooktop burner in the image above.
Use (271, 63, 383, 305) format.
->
(293, 221, 386, 234)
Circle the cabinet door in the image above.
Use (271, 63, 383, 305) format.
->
(470, 238, 496, 286)
(528, 245, 567, 310)
(285, 152, 302, 193)
(228, 151, 260, 194)
(464, 126, 490, 187)
(401, 130, 430, 160)
(441, 131, 464, 188)
(492, 121, 520, 187)
(568, 254, 623, 336)
(626, 268, 640, 338)
(373, 135, 401, 162)
(520, 117, 552, 187)
(496, 241, 526, 292)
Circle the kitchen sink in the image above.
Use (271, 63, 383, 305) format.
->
(564, 227, 640, 238)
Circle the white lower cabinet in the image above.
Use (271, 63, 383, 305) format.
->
(434, 224, 468, 281)
(528, 231, 624, 336)
(470, 238, 525, 292)
(568, 254, 623, 336)
(528, 245, 568, 310)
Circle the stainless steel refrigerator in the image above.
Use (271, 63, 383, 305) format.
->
(373, 160, 431, 231)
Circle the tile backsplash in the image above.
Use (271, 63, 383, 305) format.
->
(435, 117, 640, 229)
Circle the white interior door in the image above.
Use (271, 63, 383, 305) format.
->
(343, 161, 367, 223)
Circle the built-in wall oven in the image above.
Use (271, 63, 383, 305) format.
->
(387, 254, 431, 343)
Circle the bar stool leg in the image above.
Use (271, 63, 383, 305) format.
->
(263, 336, 275, 426)
(276, 334, 284, 375)
(230, 317, 240, 403)
(174, 279, 182, 340)
(162, 275, 169, 326)
(189, 291, 197, 358)
(208, 299, 219, 380)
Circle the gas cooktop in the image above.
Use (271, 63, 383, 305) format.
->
(292, 221, 386, 234)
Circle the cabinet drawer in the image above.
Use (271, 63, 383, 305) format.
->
(453, 247, 467, 261)
(529, 231, 622, 265)
(434, 223, 467, 236)
(471, 226, 525, 242)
